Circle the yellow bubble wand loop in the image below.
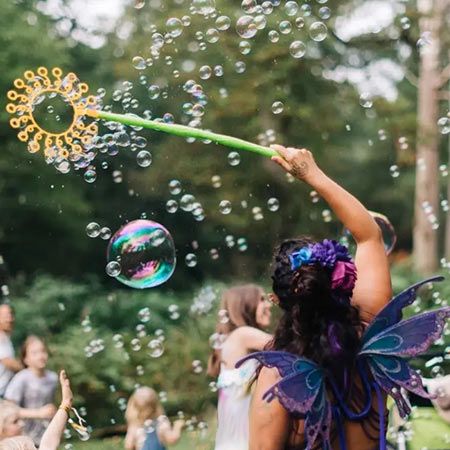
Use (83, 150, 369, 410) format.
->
(7, 67, 277, 160)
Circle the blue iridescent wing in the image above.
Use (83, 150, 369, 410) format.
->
(237, 351, 332, 450)
(363, 276, 444, 344)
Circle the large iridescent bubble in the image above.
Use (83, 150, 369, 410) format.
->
(341, 211, 397, 255)
(107, 220, 176, 289)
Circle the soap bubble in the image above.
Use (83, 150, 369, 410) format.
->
(272, 101, 284, 114)
(86, 222, 100, 238)
(219, 200, 232, 214)
(236, 16, 257, 39)
(166, 17, 183, 38)
(137, 150, 152, 167)
(169, 179, 182, 195)
(267, 198, 280, 212)
(279, 21, 292, 35)
(185, 253, 198, 267)
(107, 220, 176, 289)
(309, 22, 327, 41)
(84, 169, 97, 183)
(228, 152, 241, 166)
(438, 116, 450, 135)
(166, 200, 178, 213)
(192, 0, 216, 15)
(241, 0, 257, 14)
(106, 261, 121, 277)
(216, 16, 231, 31)
(285, 1, 298, 16)
(132, 56, 146, 70)
(148, 339, 164, 358)
(100, 227, 112, 240)
(180, 194, 196, 211)
(289, 41, 306, 58)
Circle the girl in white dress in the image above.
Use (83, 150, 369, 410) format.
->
(208, 284, 272, 450)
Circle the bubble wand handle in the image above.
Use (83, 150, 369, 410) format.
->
(88, 110, 277, 158)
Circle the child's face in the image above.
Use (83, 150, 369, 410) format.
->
(24, 340, 48, 370)
(2, 412, 24, 437)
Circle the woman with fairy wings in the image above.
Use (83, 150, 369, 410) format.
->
(237, 145, 450, 450)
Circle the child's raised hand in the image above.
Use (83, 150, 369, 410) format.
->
(59, 370, 73, 411)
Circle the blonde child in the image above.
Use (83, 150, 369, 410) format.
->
(125, 387, 184, 450)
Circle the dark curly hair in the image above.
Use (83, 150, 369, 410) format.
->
(270, 237, 364, 387)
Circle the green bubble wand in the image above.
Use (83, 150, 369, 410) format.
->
(6, 67, 277, 160)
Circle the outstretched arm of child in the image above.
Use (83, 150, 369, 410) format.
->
(158, 419, 185, 446)
(271, 145, 392, 321)
(39, 370, 73, 450)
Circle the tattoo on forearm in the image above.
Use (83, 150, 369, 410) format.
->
(291, 161, 309, 179)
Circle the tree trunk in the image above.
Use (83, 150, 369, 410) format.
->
(413, 0, 443, 274)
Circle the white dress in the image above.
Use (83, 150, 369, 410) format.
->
(214, 360, 257, 450)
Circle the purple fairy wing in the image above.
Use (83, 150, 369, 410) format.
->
(360, 304, 450, 418)
(238, 351, 332, 449)
(362, 276, 444, 344)
(361, 307, 450, 358)
(236, 351, 299, 377)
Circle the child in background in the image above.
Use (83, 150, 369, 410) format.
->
(125, 387, 184, 450)
(0, 370, 73, 450)
(5, 336, 58, 446)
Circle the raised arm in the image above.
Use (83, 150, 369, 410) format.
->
(271, 145, 392, 320)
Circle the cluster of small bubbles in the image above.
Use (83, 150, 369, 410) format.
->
(192, 360, 203, 374)
(237, 237, 248, 251)
(389, 165, 400, 178)
(138, 307, 151, 323)
(438, 116, 450, 135)
(421, 201, 439, 230)
(228, 151, 241, 166)
(399, 16, 411, 30)
(190, 286, 217, 315)
(106, 261, 121, 277)
(267, 198, 280, 212)
(211, 175, 222, 188)
(279, 20, 292, 35)
(137, 150, 152, 167)
(81, 317, 92, 333)
(322, 209, 332, 223)
(219, 200, 232, 214)
(112, 334, 124, 349)
(166, 199, 178, 213)
(185, 253, 198, 267)
(236, 15, 257, 39)
(148, 339, 164, 358)
(85, 338, 105, 358)
(289, 40, 306, 58)
(168, 304, 180, 320)
(257, 129, 277, 146)
(440, 165, 448, 177)
(272, 101, 284, 114)
(252, 206, 264, 221)
(359, 92, 373, 108)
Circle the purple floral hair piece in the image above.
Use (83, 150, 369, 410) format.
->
(289, 239, 357, 297)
